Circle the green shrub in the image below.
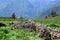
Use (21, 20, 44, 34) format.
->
(46, 23, 60, 28)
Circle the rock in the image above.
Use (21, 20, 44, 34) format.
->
(11, 21, 36, 32)
(36, 24, 60, 40)
(11, 21, 60, 40)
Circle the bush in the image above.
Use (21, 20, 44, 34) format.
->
(47, 23, 60, 28)
(0, 23, 6, 27)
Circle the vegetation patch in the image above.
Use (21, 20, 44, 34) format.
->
(46, 23, 60, 28)
(0, 27, 41, 40)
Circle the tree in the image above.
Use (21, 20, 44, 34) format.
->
(51, 10, 57, 17)
(45, 16, 48, 19)
(12, 13, 16, 19)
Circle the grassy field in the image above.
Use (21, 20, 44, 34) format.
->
(0, 16, 60, 40)
(0, 19, 42, 40)
(0, 19, 27, 26)
(34, 16, 60, 28)
(0, 16, 60, 27)
(0, 27, 41, 40)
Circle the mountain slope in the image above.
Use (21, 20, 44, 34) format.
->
(37, 4, 60, 19)
(0, 0, 60, 19)
(0, 0, 37, 19)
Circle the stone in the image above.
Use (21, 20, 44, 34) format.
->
(11, 21, 60, 40)
(11, 21, 36, 32)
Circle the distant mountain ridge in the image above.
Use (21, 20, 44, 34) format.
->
(0, 0, 60, 19)
(0, 0, 37, 19)
(37, 4, 60, 19)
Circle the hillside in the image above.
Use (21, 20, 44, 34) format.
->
(1, 0, 60, 19)
(35, 16, 60, 28)
(0, 0, 36, 19)
(37, 5, 60, 19)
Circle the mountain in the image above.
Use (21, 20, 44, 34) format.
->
(37, 3, 60, 19)
(0, 0, 60, 19)
(0, 0, 38, 19)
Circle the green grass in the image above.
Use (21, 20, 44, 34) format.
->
(0, 19, 27, 26)
(0, 16, 60, 40)
(0, 19, 42, 40)
(0, 27, 42, 40)
(34, 16, 60, 28)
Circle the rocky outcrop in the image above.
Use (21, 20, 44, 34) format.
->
(36, 24, 60, 40)
(11, 20, 60, 40)
(12, 20, 36, 32)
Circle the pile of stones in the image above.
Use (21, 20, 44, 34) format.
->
(36, 24, 60, 40)
(12, 20, 36, 32)
(11, 20, 60, 40)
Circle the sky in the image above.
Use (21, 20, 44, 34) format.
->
(29, 0, 60, 12)
(0, 0, 60, 19)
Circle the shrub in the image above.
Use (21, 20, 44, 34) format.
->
(0, 23, 6, 27)
(47, 23, 60, 28)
